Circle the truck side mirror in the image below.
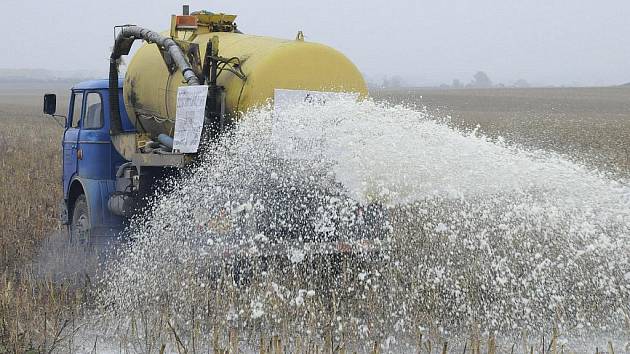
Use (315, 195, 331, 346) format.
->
(43, 94, 57, 115)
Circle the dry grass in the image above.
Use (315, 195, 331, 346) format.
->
(0, 85, 86, 353)
(1, 85, 629, 352)
(0, 266, 86, 353)
(0, 91, 62, 269)
(86, 317, 627, 353)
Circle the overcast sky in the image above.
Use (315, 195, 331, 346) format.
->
(1, 0, 629, 86)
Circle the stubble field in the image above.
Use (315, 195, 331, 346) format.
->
(0, 84, 629, 352)
(374, 87, 630, 178)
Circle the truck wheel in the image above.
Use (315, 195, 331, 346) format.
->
(70, 194, 91, 246)
(232, 257, 253, 287)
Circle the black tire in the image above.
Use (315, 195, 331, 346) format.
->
(70, 194, 92, 247)
(232, 257, 253, 287)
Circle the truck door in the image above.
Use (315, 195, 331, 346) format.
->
(63, 91, 83, 196)
(77, 91, 110, 179)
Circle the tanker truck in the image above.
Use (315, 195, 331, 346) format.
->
(43, 7, 386, 256)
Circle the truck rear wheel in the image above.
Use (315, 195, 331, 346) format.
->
(70, 194, 91, 246)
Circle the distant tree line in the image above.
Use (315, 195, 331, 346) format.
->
(380, 75, 405, 89)
(366, 71, 532, 89)
(442, 71, 530, 89)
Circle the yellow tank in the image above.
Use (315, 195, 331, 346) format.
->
(123, 14, 367, 139)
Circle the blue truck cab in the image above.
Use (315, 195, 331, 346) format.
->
(45, 79, 136, 245)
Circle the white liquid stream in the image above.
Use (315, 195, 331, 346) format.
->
(95, 98, 630, 349)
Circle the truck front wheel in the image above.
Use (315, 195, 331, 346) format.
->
(70, 194, 91, 246)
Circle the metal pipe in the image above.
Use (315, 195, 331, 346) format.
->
(109, 58, 123, 135)
(115, 162, 133, 178)
(157, 134, 174, 150)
